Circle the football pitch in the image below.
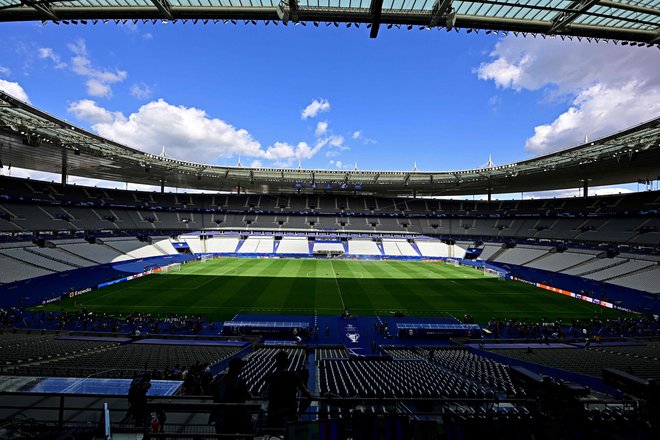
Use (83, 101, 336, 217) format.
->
(43, 258, 625, 323)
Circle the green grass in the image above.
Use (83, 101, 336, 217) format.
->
(39, 258, 625, 323)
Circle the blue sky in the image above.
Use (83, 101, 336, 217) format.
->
(0, 20, 658, 195)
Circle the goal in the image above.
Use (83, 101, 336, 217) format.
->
(200, 254, 213, 263)
(446, 258, 460, 267)
(164, 262, 181, 272)
(483, 267, 505, 280)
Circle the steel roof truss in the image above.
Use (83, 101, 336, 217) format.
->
(549, 0, 601, 34)
(151, 0, 174, 20)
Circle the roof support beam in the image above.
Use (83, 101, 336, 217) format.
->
(549, 0, 600, 34)
(150, 0, 174, 20)
(429, 0, 452, 27)
(276, 0, 298, 24)
(369, 0, 383, 38)
(23, 1, 59, 21)
(650, 31, 660, 45)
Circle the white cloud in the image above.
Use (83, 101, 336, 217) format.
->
(0, 78, 29, 102)
(526, 83, 660, 154)
(68, 99, 124, 124)
(67, 39, 127, 98)
(301, 98, 330, 120)
(86, 78, 112, 97)
(477, 37, 660, 155)
(68, 98, 264, 162)
(67, 98, 332, 168)
(329, 135, 345, 148)
(295, 140, 324, 161)
(351, 130, 377, 145)
(315, 120, 328, 136)
(38, 48, 67, 69)
(0, 66, 11, 76)
(250, 160, 263, 168)
(130, 83, 152, 100)
(260, 139, 328, 167)
(264, 142, 295, 162)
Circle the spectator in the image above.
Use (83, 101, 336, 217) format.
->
(127, 374, 151, 427)
(210, 358, 252, 435)
(265, 351, 311, 429)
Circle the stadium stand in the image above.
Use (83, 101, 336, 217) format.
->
(0, 252, 55, 283)
(276, 236, 310, 254)
(608, 266, 660, 293)
(238, 236, 274, 253)
(56, 241, 127, 264)
(382, 239, 419, 257)
(491, 245, 550, 266)
(240, 347, 307, 395)
(347, 239, 382, 256)
(488, 344, 660, 381)
(205, 236, 240, 253)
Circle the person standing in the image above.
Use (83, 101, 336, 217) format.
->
(265, 351, 312, 429)
(211, 358, 252, 435)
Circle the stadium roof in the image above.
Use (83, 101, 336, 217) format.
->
(0, 0, 658, 45)
(0, 90, 659, 196)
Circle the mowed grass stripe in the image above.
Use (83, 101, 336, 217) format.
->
(41, 258, 626, 323)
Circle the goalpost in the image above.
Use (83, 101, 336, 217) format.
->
(164, 262, 181, 272)
(446, 258, 460, 267)
(200, 254, 213, 263)
(483, 267, 505, 280)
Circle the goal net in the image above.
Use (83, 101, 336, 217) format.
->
(200, 254, 213, 263)
(446, 258, 460, 267)
(164, 262, 181, 272)
(483, 267, 505, 280)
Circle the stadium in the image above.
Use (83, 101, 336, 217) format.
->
(0, 2, 659, 439)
